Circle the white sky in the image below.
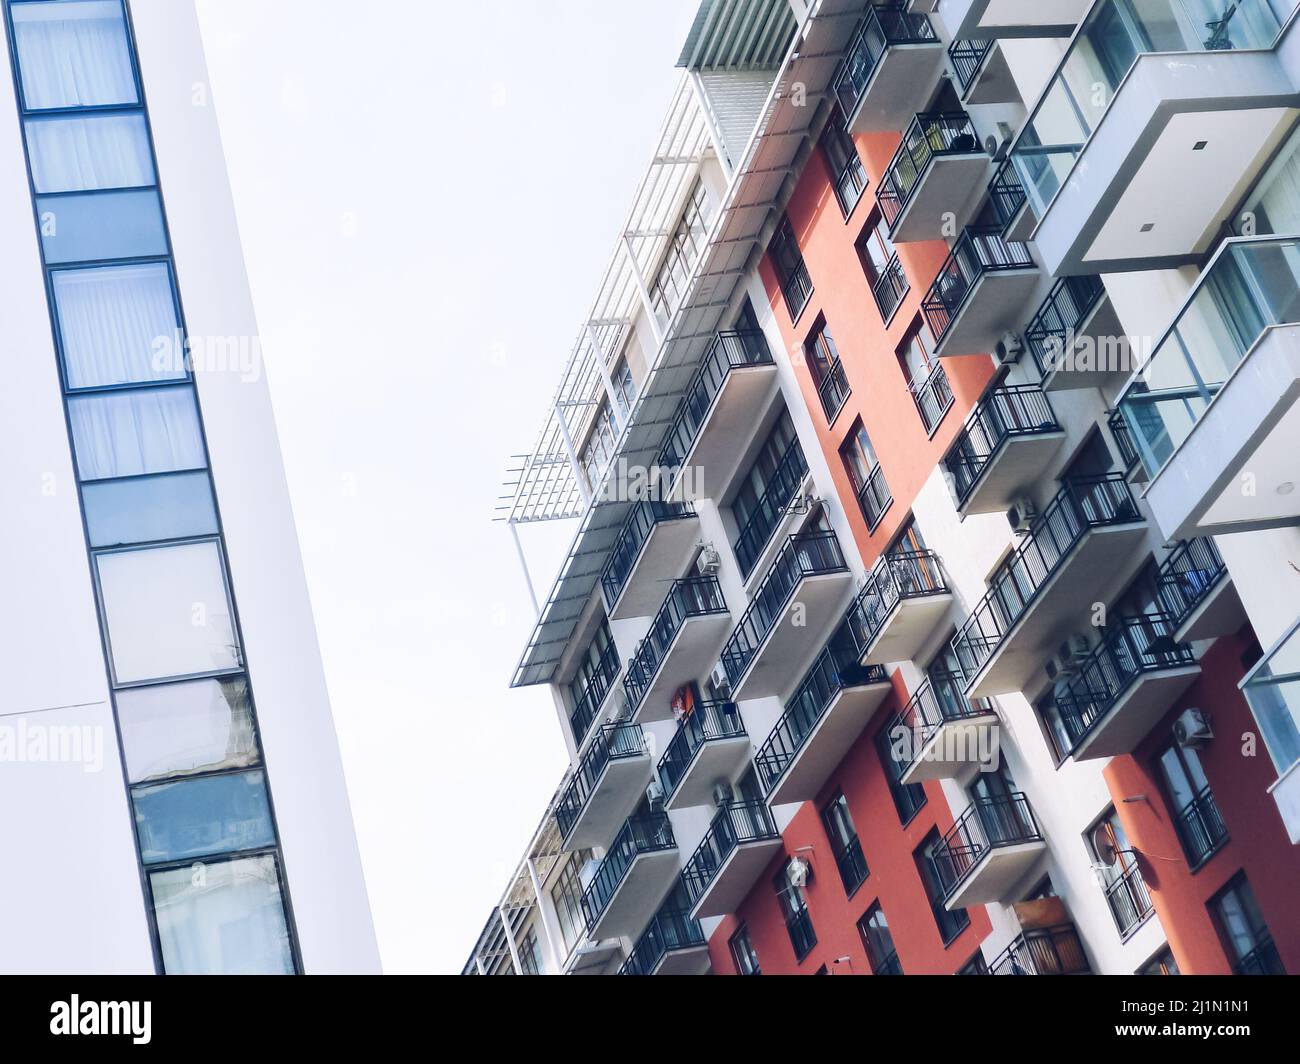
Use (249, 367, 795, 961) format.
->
(193, 0, 701, 973)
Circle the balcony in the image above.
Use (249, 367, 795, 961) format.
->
(846, 549, 953, 665)
(988, 924, 1091, 975)
(618, 906, 709, 976)
(732, 436, 809, 579)
(940, 0, 1091, 39)
(601, 501, 701, 620)
(683, 801, 784, 920)
(878, 112, 989, 243)
(719, 530, 853, 702)
(934, 792, 1046, 909)
(1156, 538, 1242, 645)
(943, 385, 1065, 516)
(556, 723, 653, 850)
(1117, 237, 1300, 541)
(580, 813, 680, 942)
(888, 671, 999, 785)
(623, 576, 731, 723)
(949, 38, 1018, 106)
(1011, 0, 1293, 276)
(657, 329, 777, 503)
(834, 4, 945, 134)
(922, 226, 1038, 357)
(989, 158, 1033, 244)
(657, 701, 751, 812)
(754, 629, 892, 805)
(1051, 614, 1201, 763)
(1025, 275, 1128, 392)
(952, 475, 1149, 700)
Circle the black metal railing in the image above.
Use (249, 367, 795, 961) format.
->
(884, 669, 994, 778)
(682, 801, 780, 907)
(943, 384, 1061, 507)
(989, 158, 1027, 233)
(987, 925, 1091, 975)
(874, 950, 904, 975)
(833, 149, 869, 217)
(1108, 407, 1140, 473)
(932, 792, 1042, 901)
(1234, 934, 1286, 975)
(657, 329, 774, 481)
(1025, 274, 1106, 378)
(556, 722, 648, 841)
(872, 252, 909, 322)
(834, 4, 938, 118)
(844, 548, 950, 657)
(732, 436, 809, 577)
(951, 474, 1143, 684)
(623, 576, 728, 714)
(818, 358, 851, 422)
(580, 813, 677, 930)
(568, 638, 622, 746)
(855, 461, 893, 532)
(949, 38, 992, 96)
(1156, 538, 1227, 633)
(833, 836, 870, 896)
(1103, 852, 1153, 937)
(922, 225, 1035, 345)
(720, 529, 848, 690)
(601, 500, 697, 610)
(878, 112, 982, 231)
(785, 908, 818, 961)
(657, 701, 747, 803)
(618, 904, 706, 975)
(1172, 784, 1229, 869)
(1052, 614, 1196, 756)
(910, 361, 953, 434)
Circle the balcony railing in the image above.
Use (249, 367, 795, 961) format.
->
(657, 701, 747, 803)
(753, 625, 890, 795)
(732, 436, 809, 578)
(844, 549, 950, 652)
(657, 329, 774, 478)
(1051, 614, 1196, 756)
(833, 836, 870, 896)
(682, 800, 781, 907)
(618, 905, 706, 976)
(1172, 784, 1229, 869)
(948, 38, 992, 96)
(922, 225, 1035, 344)
(951, 474, 1143, 683)
(832, 150, 869, 218)
(1103, 852, 1153, 938)
(909, 362, 953, 435)
(1025, 274, 1106, 378)
(601, 500, 697, 610)
(1011, 0, 1285, 217)
(1235, 934, 1286, 975)
(623, 576, 728, 714)
(1118, 237, 1300, 479)
(818, 358, 851, 423)
(878, 111, 982, 230)
(885, 669, 994, 777)
(989, 158, 1027, 233)
(1156, 538, 1227, 632)
(943, 384, 1061, 507)
(569, 639, 622, 746)
(932, 791, 1043, 902)
(556, 722, 648, 841)
(580, 813, 677, 931)
(855, 462, 893, 532)
(987, 925, 1091, 975)
(872, 252, 909, 322)
(834, 3, 938, 118)
(720, 530, 848, 690)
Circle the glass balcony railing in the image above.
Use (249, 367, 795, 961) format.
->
(943, 384, 1062, 507)
(580, 812, 677, 931)
(987, 925, 1091, 975)
(618, 903, 706, 976)
(844, 549, 950, 653)
(878, 111, 983, 231)
(988, 158, 1028, 233)
(922, 225, 1035, 344)
(556, 722, 648, 841)
(657, 701, 748, 803)
(909, 362, 954, 434)
(622, 576, 728, 714)
(1117, 237, 1300, 479)
(720, 530, 849, 690)
(818, 358, 852, 422)
(681, 801, 780, 908)
(657, 329, 774, 480)
(1025, 274, 1107, 378)
(732, 436, 809, 578)
(601, 500, 697, 610)
(834, 4, 938, 118)
(1240, 616, 1300, 776)
(1108, 407, 1140, 473)
(951, 474, 1144, 683)
(884, 669, 995, 777)
(931, 791, 1043, 901)
(1011, 0, 1287, 217)
(1155, 537, 1227, 630)
(1051, 614, 1196, 755)
(569, 638, 622, 746)
(949, 38, 993, 96)
(872, 252, 910, 322)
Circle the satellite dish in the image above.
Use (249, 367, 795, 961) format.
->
(1090, 823, 1120, 868)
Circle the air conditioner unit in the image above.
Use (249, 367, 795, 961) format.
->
(787, 857, 812, 888)
(698, 544, 722, 576)
(1007, 498, 1038, 534)
(646, 779, 665, 807)
(985, 122, 1016, 161)
(1046, 634, 1091, 681)
(710, 662, 733, 699)
(995, 331, 1024, 366)
(711, 780, 735, 808)
(1174, 708, 1213, 748)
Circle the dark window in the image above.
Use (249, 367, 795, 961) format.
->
(840, 418, 892, 531)
(650, 178, 714, 318)
(875, 721, 927, 823)
(806, 319, 850, 422)
(729, 925, 762, 975)
(959, 952, 989, 975)
(1138, 947, 1180, 975)
(858, 904, 902, 975)
(774, 864, 817, 961)
(897, 318, 952, 433)
(1086, 809, 1153, 937)
(821, 791, 869, 896)
(917, 829, 971, 944)
(859, 211, 907, 321)
(1156, 742, 1228, 869)
(1211, 875, 1284, 975)
(769, 216, 813, 321)
(822, 104, 867, 217)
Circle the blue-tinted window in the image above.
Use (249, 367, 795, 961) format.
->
(133, 769, 275, 864)
(68, 385, 206, 481)
(83, 470, 218, 547)
(38, 188, 167, 264)
(11, 0, 138, 111)
(26, 112, 153, 193)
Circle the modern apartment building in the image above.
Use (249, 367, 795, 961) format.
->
(0, 0, 378, 973)
(471, 0, 1300, 977)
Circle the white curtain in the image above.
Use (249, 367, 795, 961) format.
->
(54, 263, 180, 389)
(68, 386, 205, 481)
(26, 113, 153, 193)
(12, 1, 138, 110)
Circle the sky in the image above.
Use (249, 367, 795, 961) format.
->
(192, 0, 701, 973)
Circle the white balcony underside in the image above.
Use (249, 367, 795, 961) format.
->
(847, 44, 947, 134)
(862, 592, 954, 665)
(608, 515, 703, 621)
(665, 735, 753, 812)
(565, 939, 622, 975)
(563, 754, 654, 851)
(634, 612, 734, 724)
(587, 849, 680, 942)
(958, 431, 1067, 516)
(669, 364, 777, 503)
(890, 154, 990, 244)
(1069, 665, 1202, 762)
(1143, 324, 1300, 542)
(944, 839, 1047, 909)
(1174, 577, 1245, 646)
(689, 837, 785, 920)
(1040, 293, 1127, 392)
(962, 40, 1018, 105)
(941, 0, 1089, 39)
(899, 712, 1000, 785)
(934, 267, 1040, 357)
(652, 945, 711, 976)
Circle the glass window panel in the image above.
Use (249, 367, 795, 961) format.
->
(11, 0, 138, 111)
(133, 768, 275, 864)
(25, 113, 153, 193)
(37, 188, 167, 264)
(118, 676, 258, 784)
(150, 854, 294, 975)
(96, 540, 240, 684)
(82, 470, 218, 548)
(68, 385, 205, 482)
(53, 262, 182, 389)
